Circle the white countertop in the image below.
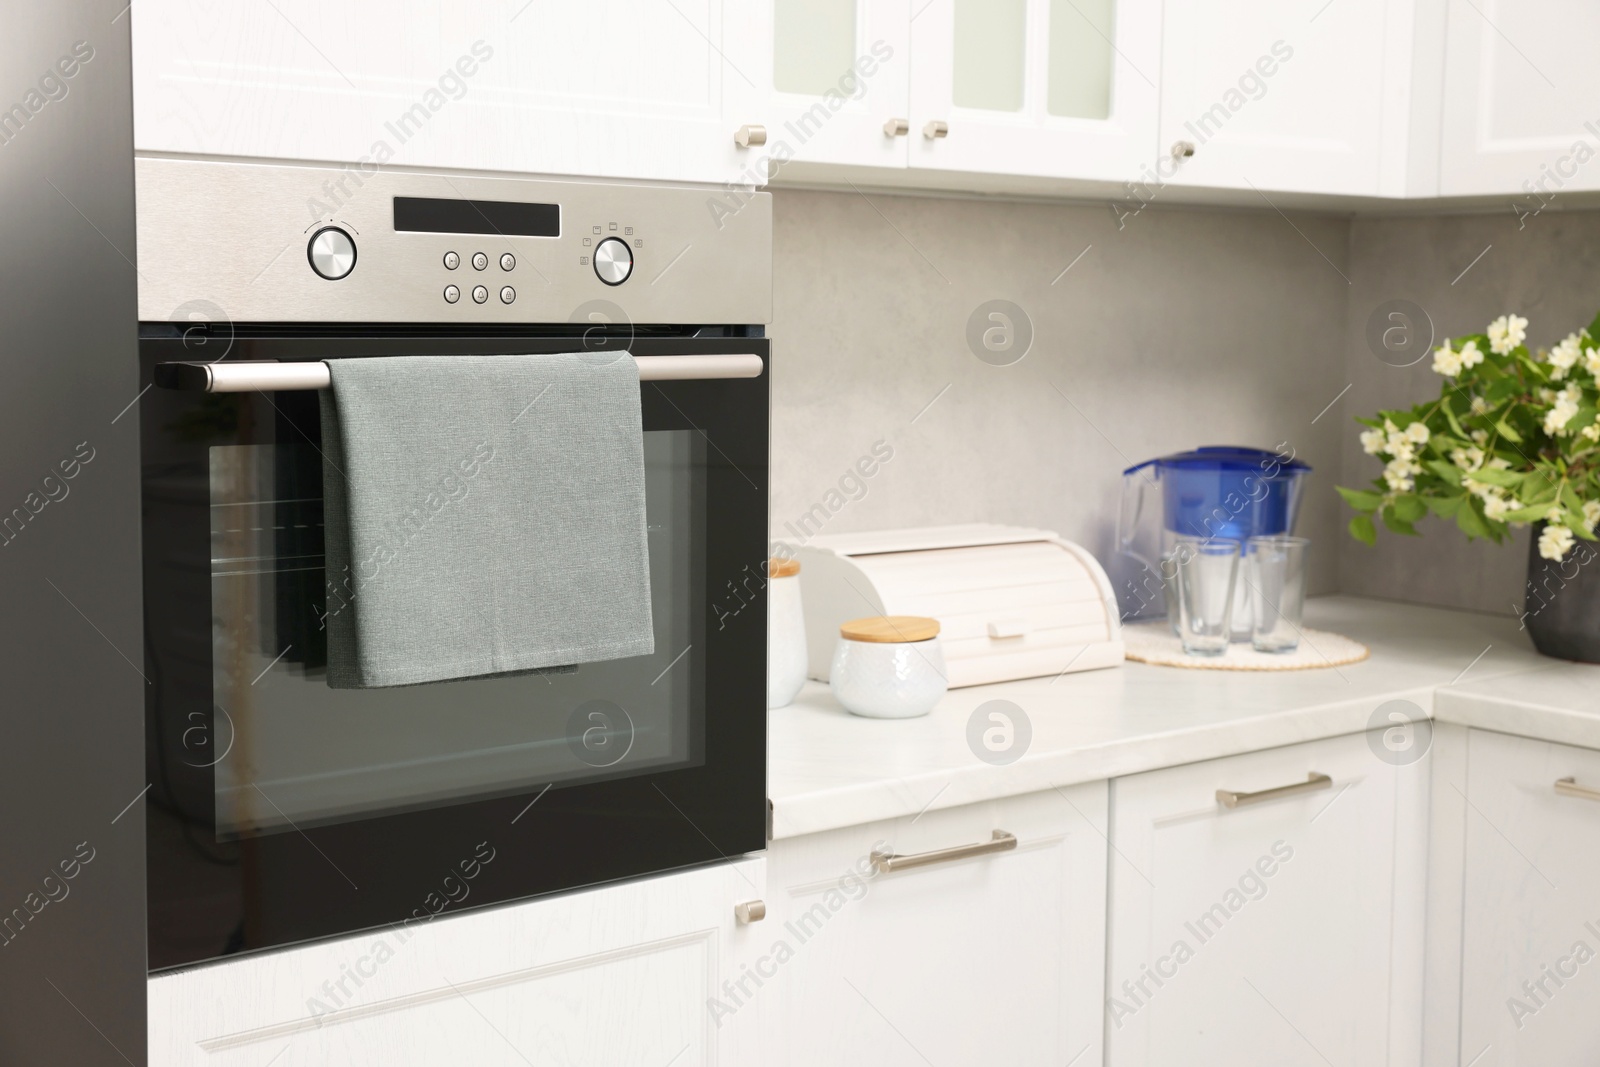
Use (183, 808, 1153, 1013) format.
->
(769, 596, 1561, 840)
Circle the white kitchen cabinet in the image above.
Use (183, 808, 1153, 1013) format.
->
(762, 786, 1108, 1067)
(131, 0, 759, 185)
(1458, 729, 1600, 1065)
(1156, 0, 1401, 196)
(906, 0, 1161, 182)
(1439, 0, 1600, 198)
(731, 0, 911, 176)
(148, 858, 765, 1067)
(1106, 732, 1420, 1066)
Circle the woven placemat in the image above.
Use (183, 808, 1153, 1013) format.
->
(1122, 620, 1370, 671)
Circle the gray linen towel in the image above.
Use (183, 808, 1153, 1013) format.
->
(318, 353, 654, 688)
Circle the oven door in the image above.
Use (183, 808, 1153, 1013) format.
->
(140, 331, 768, 971)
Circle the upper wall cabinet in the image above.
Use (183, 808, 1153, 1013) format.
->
(907, 0, 1162, 181)
(1438, 0, 1600, 197)
(1157, 0, 1396, 196)
(131, 1, 758, 184)
(731, 0, 911, 175)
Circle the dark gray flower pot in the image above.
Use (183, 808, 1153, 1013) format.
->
(1524, 523, 1600, 663)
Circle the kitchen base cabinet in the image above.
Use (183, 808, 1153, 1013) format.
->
(148, 859, 764, 1067)
(1459, 730, 1600, 1065)
(761, 786, 1108, 1067)
(1106, 732, 1419, 1066)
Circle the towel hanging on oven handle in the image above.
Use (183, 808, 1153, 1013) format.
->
(153, 353, 764, 393)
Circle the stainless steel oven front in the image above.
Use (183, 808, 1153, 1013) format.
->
(135, 159, 771, 971)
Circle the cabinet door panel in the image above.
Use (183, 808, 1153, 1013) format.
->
(1439, 0, 1600, 196)
(1107, 733, 1408, 1066)
(735, 0, 911, 174)
(1157, 0, 1390, 195)
(132, 1, 752, 183)
(149, 860, 764, 1067)
(908, 0, 1161, 181)
(764, 787, 1107, 1067)
(1460, 730, 1600, 1065)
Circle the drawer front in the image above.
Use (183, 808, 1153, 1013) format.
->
(763, 787, 1108, 1067)
(1107, 732, 1408, 1066)
(149, 859, 764, 1067)
(1461, 730, 1600, 1066)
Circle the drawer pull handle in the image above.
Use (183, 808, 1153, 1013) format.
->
(1216, 772, 1332, 810)
(1555, 777, 1600, 802)
(871, 830, 1016, 874)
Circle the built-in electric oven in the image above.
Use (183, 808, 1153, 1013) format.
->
(135, 159, 771, 971)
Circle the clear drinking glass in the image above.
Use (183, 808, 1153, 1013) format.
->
(1246, 536, 1310, 653)
(1172, 537, 1241, 656)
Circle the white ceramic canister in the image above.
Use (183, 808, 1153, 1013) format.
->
(829, 615, 948, 719)
(767, 557, 807, 708)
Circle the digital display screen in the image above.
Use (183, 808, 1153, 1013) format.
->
(393, 196, 561, 237)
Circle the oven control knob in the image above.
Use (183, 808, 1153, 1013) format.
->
(593, 237, 632, 286)
(308, 226, 357, 281)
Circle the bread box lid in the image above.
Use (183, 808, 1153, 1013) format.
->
(791, 524, 1124, 689)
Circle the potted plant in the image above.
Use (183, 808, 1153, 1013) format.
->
(1340, 310, 1600, 661)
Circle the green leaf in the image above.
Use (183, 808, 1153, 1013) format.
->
(1426, 493, 1467, 518)
(1427, 460, 1464, 486)
(1381, 506, 1419, 536)
(1561, 483, 1586, 514)
(1354, 415, 1384, 429)
(1349, 514, 1377, 546)
(1587, 308, 1600, 342)
(1485, 378, 1521, 404)
(1391, 493, 1427, 522)
(1464, 466, 1524, 488)
(1456, 499, 1492, 540)
(1336, 486, 1385, 512)
(1440, 398, 1468, 439)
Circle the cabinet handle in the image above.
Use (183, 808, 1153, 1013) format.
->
(734, 899, 766, 924)
(1171, 140, 1196, 159)
(1216, 772, 1332, 810)
(883, 117, 910, 137)
(735, 124, 767, 148)
(922, 120, 949, 140)
(1555, 777, 1600, 802)
(870, 829, 1016, 873)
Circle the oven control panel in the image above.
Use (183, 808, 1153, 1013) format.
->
(136, 157, 771, 325)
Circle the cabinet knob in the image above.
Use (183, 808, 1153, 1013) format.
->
(1171, 140, 1196, 159)
(883, 117, 910, 138)
(734, 899, 766, 924)
(735, 124, 768, 148)
(923, 120, 949, 140)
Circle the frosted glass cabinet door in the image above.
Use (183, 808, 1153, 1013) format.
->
(731, 0, 912, 175)
(132, 0, 759, 184)
(1156, 0, 1393, 196)
(908, 0, 1160, 181)
(1438, 0, 1600, 196)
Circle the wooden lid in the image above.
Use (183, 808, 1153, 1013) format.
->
(839, 615, 940, 643)
(767, 558, 800, 578)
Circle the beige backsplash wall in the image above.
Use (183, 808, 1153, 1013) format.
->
(767, 188, 1353, 600)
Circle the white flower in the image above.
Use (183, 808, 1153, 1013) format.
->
(1484, 494, 1518, 522)
(1459, 340, 1485, 370)
(1550, 332, 1584, 379)
(1432, 342, 1463, 377)
(1471, 429, 1489, 445)
(1488, 314, 1529, 356)
(1470, 396, 1491, 416)
(1540, 521, 1575, 561)
(1450, 446, 1486, 471)
(1583, 415, 1600, 443)
(1487, 456, 1512, 470)
(1404, 422, 1430, 445)
(1463, 477, 1495, 499)
(1585, 347, 1600, 376)
(1359, 428, 1386, 455)
(1543, 383, 1582, 437)
(1383, 457, 1420, 492)
(1585, 500, 1600, 532)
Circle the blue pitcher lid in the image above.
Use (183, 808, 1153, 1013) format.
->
(1123, 446, 1312, 476)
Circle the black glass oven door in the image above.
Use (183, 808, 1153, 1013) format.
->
(141, 334, 768, 971)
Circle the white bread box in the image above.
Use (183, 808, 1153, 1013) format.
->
(791, 524, 1124, 688)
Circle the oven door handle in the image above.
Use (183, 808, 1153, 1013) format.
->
(153, 354, 765, 392)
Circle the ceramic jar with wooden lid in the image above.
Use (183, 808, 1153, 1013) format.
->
(829, 616, 948, 719)
(767, 557, 807, 708)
